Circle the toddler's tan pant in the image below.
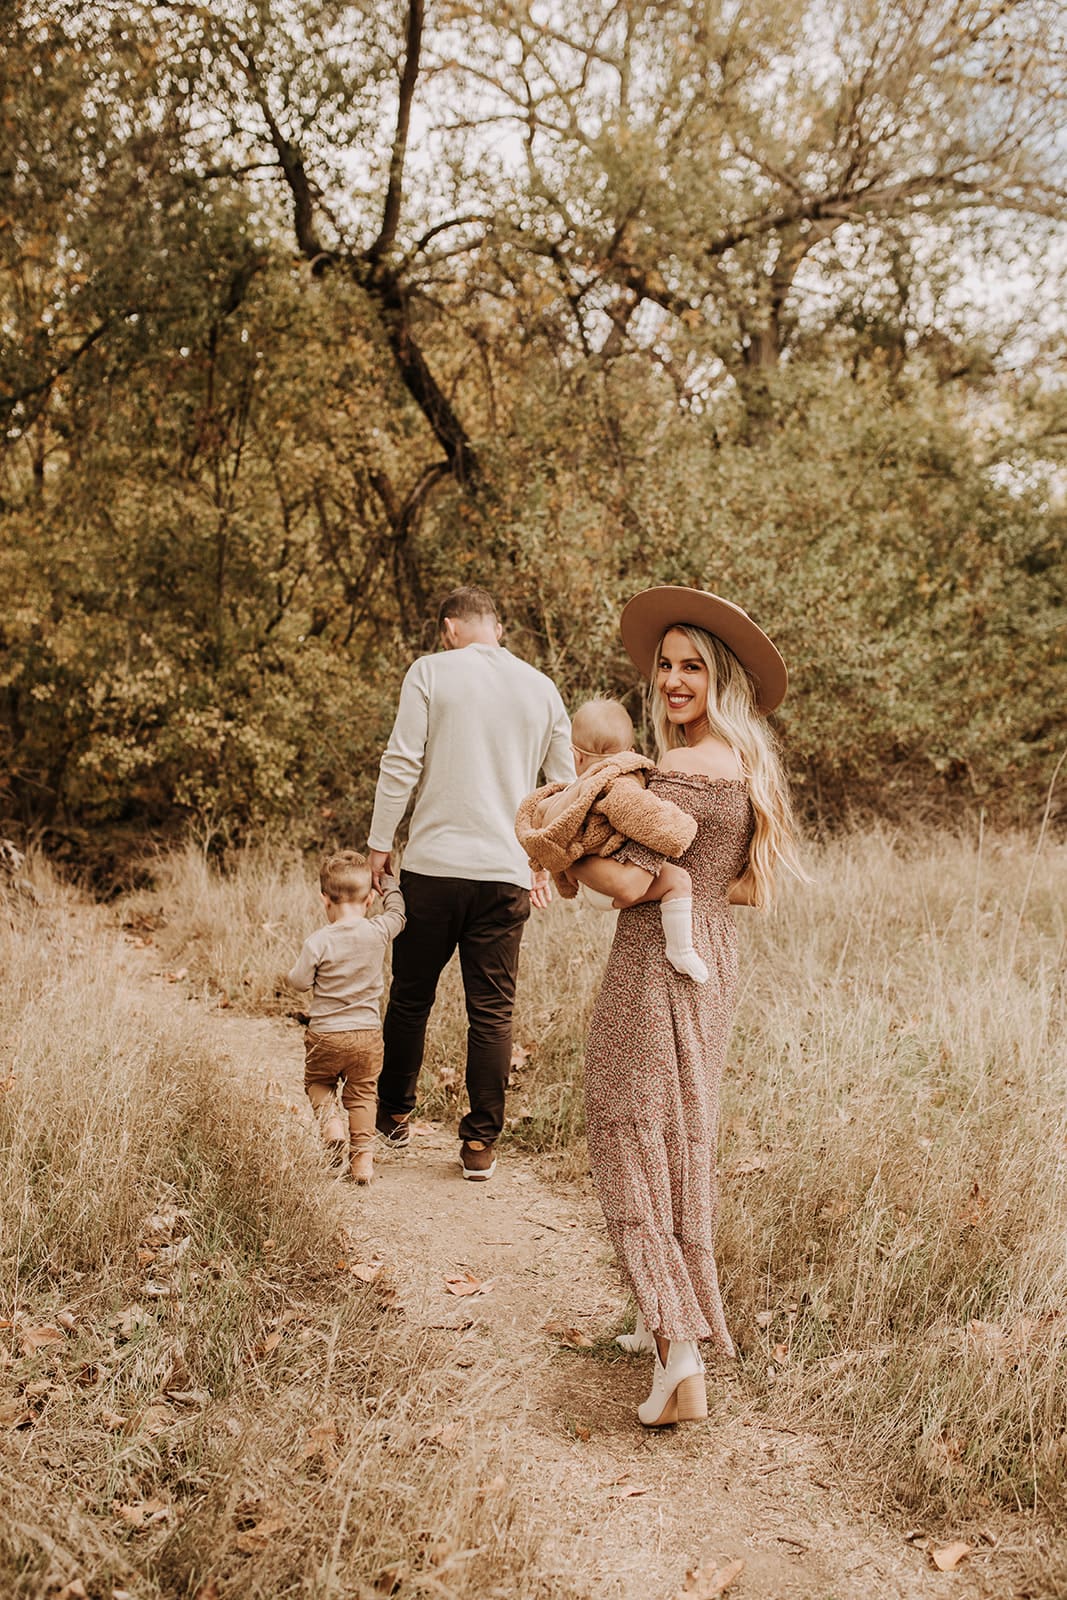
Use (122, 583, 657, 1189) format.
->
(304, 1028, 384, 1157)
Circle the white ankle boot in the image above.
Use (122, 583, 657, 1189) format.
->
(637, 1340, 707, 1427)
(616, 1308, 656, 1355)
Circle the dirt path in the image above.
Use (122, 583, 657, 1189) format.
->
(126, 946, 1004, 1600)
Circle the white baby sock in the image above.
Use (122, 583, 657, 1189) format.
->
(582, 886, 618, 912)
(660, 897, 709, 982)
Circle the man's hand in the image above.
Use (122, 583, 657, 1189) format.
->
(530, 868, 553, 910)
(369, 848, 392, 893)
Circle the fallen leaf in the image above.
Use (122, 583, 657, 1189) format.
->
(772, 1342, 789, 1362)
(24, 1378, 52, 1399)
(510, 1043, 533, 1071)
(165, 1389, 209, 1408)
(19, 1324, 64, 1354)
(931, 1541, 972, 1572)
(754, 1310, 774, 1329)
(101, 1409, 129, 1431)
(124, 1403, 172, 1436)
(729, 1154, 767, 1177)
(609, 1484, 649, 1499)
(375, 1562, 409, 1594)
(253, 1330, 283, 1357)
(194, 1581, 222, 1600)
(444, 1271, 492, 1297)
(114, 1304, 153, 1338)
(55, 1310, 77, 1331)
(0, 1399, 34, 1428)
(113, 1496, 171, 1529)
(676, 1558, 745, 1597)
(299, 1422, 340, 1471)
(349, 1261, 383, 1284)
(927, 1434, 965, 1473)
(573, 1422, 591, 1441)
(542, 1321, 594, 1348)
(56, 1583, 89, 1600)
(234, 1515, 287, 1553)
(420, 1419, 466, 1449)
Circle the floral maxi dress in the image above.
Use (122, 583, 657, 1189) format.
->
(584, 773, 753, 1353)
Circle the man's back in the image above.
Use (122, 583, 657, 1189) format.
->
(370, 643, 573, 886)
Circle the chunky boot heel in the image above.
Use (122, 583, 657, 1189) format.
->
(674, 1373, 708, 1421)
(637, 1339, 706, 1428)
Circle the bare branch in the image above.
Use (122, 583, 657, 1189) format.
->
(369, 0, 424, 263)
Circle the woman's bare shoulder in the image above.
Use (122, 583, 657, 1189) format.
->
(658, 741, 744, 780)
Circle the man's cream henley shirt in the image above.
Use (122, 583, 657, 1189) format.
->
(368, 643, 575, 888)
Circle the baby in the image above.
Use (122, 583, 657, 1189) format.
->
(516, 698, 708, 982)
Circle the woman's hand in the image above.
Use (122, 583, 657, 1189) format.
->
(727, 871, 757, 906)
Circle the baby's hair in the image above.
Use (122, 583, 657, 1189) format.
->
(571, 697, 634, 757)
(320, 849, 373, 904)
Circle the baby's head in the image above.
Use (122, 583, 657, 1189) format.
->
(320, 849, 373, 919)
(570, 698, 634, 774)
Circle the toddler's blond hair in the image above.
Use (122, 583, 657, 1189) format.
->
(571, 698, 634, 757)
(320, 850, 372, 904)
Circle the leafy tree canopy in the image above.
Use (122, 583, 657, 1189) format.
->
(2, 0, 1065, 847)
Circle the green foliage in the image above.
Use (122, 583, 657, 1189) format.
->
(1, 1, 1064, 843)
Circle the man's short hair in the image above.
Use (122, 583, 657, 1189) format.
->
(438, 585, 499, 631)
(571, 697, 634, 756)
(320, 849, 372, 904)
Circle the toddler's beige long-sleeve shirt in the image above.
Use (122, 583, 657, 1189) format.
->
(287, 882, 406, 1031)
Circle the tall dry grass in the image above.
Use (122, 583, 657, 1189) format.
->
(123, 823, 1067, 1527)
(718, 826, 1067, 1520)
(0, 861, 581, 1599)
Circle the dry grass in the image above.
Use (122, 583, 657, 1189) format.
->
(0, 862, 580, 1600)
(718, 826, 1067, 1520)
(119, 823, 1067, 1530)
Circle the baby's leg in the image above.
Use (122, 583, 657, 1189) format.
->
(573, 858, 707, 982)
(567, 855, 656, 908)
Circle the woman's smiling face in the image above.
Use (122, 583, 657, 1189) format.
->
(656, 628, 710, 735)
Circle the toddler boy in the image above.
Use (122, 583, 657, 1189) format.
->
(515, 698, 708, 982)
(287, 850, 406, 1183)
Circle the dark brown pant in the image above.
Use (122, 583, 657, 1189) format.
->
(304, 1028, 384, 1156)
(379, 872, 531, 1144)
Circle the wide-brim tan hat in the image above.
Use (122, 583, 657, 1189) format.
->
(619, 585, 788, 713)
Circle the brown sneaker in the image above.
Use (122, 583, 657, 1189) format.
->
(459, 1139, 497, 1181)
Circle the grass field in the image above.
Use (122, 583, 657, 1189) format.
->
(120, 825, 1067, 1521)
(0, 860, 574, 1600)
(4, 821, 1065, 1595)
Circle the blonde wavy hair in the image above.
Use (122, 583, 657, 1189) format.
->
(648, 626, 805, 907)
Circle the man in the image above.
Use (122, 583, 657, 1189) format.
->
(367, 585, 575, 1181)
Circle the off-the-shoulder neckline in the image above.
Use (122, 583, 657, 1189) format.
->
(651, 769, 748, 787)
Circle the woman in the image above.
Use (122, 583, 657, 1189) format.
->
(572, 586, 803, 1427)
